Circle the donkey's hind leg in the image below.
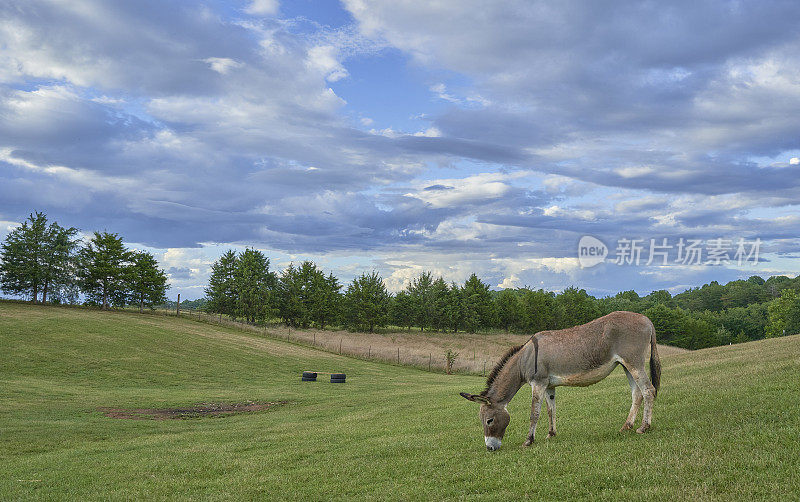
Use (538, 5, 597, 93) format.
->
(620, 366, 642, 432)
(625, 365, 656, 433)
(545, 387, 556, 438)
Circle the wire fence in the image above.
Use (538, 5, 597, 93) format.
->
(150, 304, 496, 376)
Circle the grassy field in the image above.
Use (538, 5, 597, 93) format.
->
(1, 302, 798, 500)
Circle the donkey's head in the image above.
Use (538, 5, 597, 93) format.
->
(460, 392, 510, 451)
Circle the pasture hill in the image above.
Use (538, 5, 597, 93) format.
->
(1, 302, 799, 500)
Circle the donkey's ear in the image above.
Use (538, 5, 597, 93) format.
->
(460, 392, 491, 405)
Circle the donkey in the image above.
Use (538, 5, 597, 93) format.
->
(460, 311, 661, 451)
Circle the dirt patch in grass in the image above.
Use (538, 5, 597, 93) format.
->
(98, 401, 287, 420)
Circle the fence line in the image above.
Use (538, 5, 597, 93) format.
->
(152, 307, 491, 376)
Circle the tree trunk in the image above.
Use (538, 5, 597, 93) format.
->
(139, 299, 143, 313)
(31, 284, 38, 304)
(42, 280, 48, 304)
(102, 282, 108, 310)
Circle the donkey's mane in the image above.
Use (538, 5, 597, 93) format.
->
(481, 344, 524, 396)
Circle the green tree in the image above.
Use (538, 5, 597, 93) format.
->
(462, 273, 495, 332)
(311, 271, 341, 329)
(766, 289, 800, 338)
(126, 251, 169, 312)
(41, 221, 80, 304)
(430, 277, 451, 332)
(0, 212, 49, 302)
(342, 271, 390, 332)
(77, 232, 132, 309)
(495, 289, 521, 333)
(445, 282, 467, 333)
(556, 286, 600, 327)
(204, 250, 238, 318)
(391, 290, 415, 331)
(234, 248, 275, 323)
(518, 288, 559, 333)
(407, 271, 435, 332)
(644, 303, 685, 345)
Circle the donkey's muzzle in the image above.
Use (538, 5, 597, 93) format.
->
(485, 436, 501, 451)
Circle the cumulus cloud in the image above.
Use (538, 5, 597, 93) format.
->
(1, 0, 799, 298)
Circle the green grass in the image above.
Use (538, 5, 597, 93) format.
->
(1, 302, 798, 500)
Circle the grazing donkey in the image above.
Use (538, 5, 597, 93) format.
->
(460, 311, 661, 451)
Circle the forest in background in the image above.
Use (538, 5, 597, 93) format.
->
(3, 212, 800, 349)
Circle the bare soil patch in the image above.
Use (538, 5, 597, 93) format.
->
(98, 401, 287, 420)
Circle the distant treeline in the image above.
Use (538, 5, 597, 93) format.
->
(3, 212, 799, 349)
(0, 212, 168, 311)
(204, 249, 800, 349)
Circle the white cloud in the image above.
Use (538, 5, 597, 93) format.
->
(791, 157, 800, 165)
(306, 45, 349, 82)
(203, 57, 243, 74)
(245, 0, 279, 16)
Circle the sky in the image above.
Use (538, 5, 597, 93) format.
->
(1, 0, 800, 300)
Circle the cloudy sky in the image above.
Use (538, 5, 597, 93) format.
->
(2, 0, 800, 300)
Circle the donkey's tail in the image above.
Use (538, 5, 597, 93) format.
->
(649, 323, 661, 398)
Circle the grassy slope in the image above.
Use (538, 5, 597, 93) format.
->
(1, 303, 798, 501)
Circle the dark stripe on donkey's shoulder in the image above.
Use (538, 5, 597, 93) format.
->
(481, 344, 525, 396)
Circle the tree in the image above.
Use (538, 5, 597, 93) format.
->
(234, 248, 275, 323)
(445, 282, 467, 333)
(430, 277, 451, 332)
(407, 271, 435, 332)
(41, 221, 79, 304)
(391, 290, 415, 331)
(556, 286, 600, 327)
(495, 289, 521, 333)
(462, 273, 495, 332)
(342, 271, 390, 332)
(310, 271, 341, 329)
(205, 250, 238, 319)
(644, 304, 685, 345)
(126, 251, 169, 312)
(77, 232, 131, 309)
(519, 288, 559, 333)
(0, 212, 49, 302)
(766, 289, 800, 338)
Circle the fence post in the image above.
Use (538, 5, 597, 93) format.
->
(397, 347, 400, 364)
(313, 333, 316, 345)
(176, 294, 180, 316)
(429, 353, 432, 371)
(339, 338, 342, 354)
(483, 361, 486, 377)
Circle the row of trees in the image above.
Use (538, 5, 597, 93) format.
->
(0, 212, 169, 311)
(204, 249, 800, 347)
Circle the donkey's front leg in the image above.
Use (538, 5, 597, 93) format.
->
(523, 384, 546, 446)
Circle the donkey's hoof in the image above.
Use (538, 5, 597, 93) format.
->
(620, 423, 632, 432)
(636, 424, 650, 434)
(547, 431, 556, 438)
(523, 438, 534, 447)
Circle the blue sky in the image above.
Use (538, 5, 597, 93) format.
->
(1, 0, 799, 300)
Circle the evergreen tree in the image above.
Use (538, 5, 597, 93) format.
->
(495, 289, 521, 333)
(445, 282, 467, 333)
(234, 248, 274, 323)
(407, 271, 434, 332)
(555, 286, 600, 327)
(462, 273, 495, 332)
(342, 271, 390, 332)
(41, 221, 80, 304)
(77, 232, 132, 309)
(391, 290, 415, 331)
(430, 277, 450, 332)
(126, 251, 169, 312)
(518, 288, 558, 333)
(205, 250, 239, 318)
(0, 212, 49, 301)
(311, 272, 341, 329)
